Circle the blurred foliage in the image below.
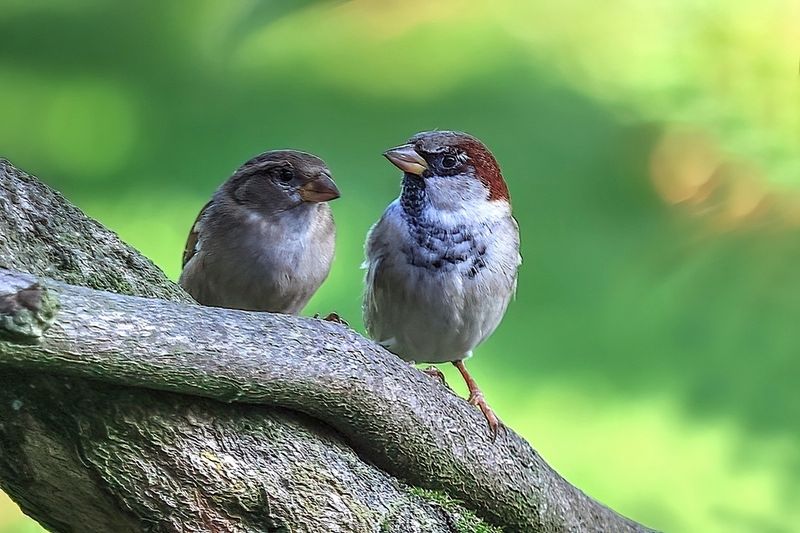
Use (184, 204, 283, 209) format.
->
(0, 1, 798, 532)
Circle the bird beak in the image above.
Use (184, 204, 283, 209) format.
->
(299, 173, 340, 203)
(383, 144, 428, 176)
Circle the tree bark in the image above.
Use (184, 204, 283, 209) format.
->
(0, 158, 655, 532)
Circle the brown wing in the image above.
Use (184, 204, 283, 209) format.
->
(182, 200, 212, 268)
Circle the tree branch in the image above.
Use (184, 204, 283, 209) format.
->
(0, 158, 655, 532)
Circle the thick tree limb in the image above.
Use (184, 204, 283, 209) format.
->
(0, 158, 655, 532)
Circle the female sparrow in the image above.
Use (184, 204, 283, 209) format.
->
(362, 131, 521, 438)
(180, 150, 339, 314)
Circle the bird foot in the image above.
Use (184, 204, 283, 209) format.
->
(467, 390, 502, 441)
(314, 312, 349, 326)
(421, 366, 448, 387)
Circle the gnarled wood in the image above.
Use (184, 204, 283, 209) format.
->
(0, 158, 655, 532)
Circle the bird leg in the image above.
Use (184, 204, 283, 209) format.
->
(453, 360, 501, 440)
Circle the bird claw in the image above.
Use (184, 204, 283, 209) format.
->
(315, 312, 349, 326)
(467, 390, 502, 441)
(421, 366, 448, 387)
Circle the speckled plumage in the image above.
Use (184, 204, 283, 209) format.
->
(363, 132, 521, 364)
(363, 131, 520, 437)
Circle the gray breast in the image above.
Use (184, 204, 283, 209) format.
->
(184, 203, 334, 314)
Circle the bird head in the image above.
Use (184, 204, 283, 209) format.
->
(383, 131, 509, 213)
(225, 150, 340, 213)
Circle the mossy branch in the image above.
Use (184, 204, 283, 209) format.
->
(0, 158, 655, 532)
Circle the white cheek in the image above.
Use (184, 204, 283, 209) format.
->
(423, 175, 511, 225)
(424, 174, 488, 210)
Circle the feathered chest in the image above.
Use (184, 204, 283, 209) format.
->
(400, 216, 490, 279)
(204, 204, 332, 277)
(397, 181, 487, 278)
(383, 175, 518, 281)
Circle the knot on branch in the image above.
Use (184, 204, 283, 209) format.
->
(0, 282, 58, 343)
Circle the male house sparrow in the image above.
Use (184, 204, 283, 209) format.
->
(363, 131, 521, 438)
(180, 150, 339, 314)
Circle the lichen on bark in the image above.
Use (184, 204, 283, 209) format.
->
(0, 159, 505, 532)
(0, 158, 655, 532)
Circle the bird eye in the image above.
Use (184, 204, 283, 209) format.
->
(278, 167, 294, 182)
(441, 155, 458, 169)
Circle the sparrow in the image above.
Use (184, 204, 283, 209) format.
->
(179, 150, 340, 314)
(362, 131, 521, 438)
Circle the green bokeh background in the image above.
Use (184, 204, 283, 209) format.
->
(1, 1, 798, 532)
